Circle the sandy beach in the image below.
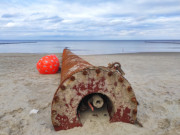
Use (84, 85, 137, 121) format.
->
(0, 52, 180, 135)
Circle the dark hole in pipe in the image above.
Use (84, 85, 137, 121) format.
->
(96, 100, 101, 104)
(77, 93, 114, 124)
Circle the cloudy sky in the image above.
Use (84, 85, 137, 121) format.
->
(0, 0, 180, 40)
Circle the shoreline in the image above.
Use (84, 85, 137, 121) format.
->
(0, 51, 180, 56)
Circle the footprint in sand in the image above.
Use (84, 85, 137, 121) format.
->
(28, 99, 37, 106)
(13, 80, 18, 84)
(24, 82, 33, 87)
(158, 119, 170, 129)
(152, 105, 167, 114)
(176, 99, 180, 105)
(164, 99, 173, 105)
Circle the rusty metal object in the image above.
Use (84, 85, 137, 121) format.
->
(51, 49, 138, 131)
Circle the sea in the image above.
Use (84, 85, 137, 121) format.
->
(0, 40, 180, 55)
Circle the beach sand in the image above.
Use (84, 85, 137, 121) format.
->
(0, 53, 180, 135)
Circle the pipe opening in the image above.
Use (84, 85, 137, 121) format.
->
(77, 93, 114, 124)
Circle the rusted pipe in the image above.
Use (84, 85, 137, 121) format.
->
(60, 49, 92, 85)
(51, 49, 138, 131)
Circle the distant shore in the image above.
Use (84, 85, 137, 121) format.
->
(0, 41, 37, 45)
(1, 40, 180, 54)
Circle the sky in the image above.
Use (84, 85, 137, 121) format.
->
(0, 0, 180, 40)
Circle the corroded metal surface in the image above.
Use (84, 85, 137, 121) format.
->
(60, 49, 92, 85)
(51, 49, 138, 131)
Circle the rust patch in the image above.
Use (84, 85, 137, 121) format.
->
(52, 110, 57, 115)
(96, 69, 101, 74)
(61, 85, 66, 90)
(133, 109, 137, 114)
(118, 76, 124, 82)
(83, 70, 88, 75)
(110, 106, 132, 123)
(131, 97, 137, 103)
(108, 71, 113, 76)
(127, 86, 132, 92)
(114, 82, 117, 86)
(54, 114, 82, 131)
(73, 77, 106, 96)
(70, 76, 75, 81)
(54, 96, 59, 103)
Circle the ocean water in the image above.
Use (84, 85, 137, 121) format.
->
(0, 40, 180, 55)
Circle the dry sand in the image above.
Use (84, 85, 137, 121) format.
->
(0, 53, 180, 135)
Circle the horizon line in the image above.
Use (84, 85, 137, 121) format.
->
(0, 39, 180, 41)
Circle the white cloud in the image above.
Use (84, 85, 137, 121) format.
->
(0, 0, 180, 39)
(5, 22, 16, 27)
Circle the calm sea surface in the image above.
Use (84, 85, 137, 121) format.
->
(0, 40, 180, 55)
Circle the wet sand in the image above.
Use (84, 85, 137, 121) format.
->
(0, 53, 180, 135)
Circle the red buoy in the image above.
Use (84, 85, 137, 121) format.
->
(36, 54, 59, 74)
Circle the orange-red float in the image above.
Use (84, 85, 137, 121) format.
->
(36, 54, 59, 74)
